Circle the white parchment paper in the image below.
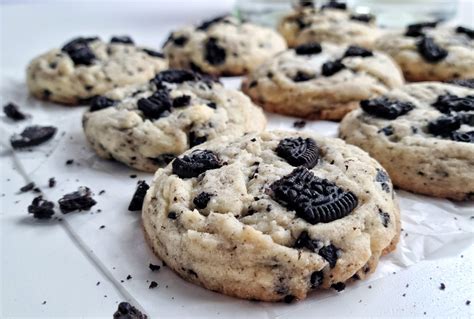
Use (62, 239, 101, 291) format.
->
(1, 73, 473, 318)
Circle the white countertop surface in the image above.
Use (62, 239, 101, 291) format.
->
(1, 1, 473, 318)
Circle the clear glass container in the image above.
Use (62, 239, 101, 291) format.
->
(349, 0, 459, 28)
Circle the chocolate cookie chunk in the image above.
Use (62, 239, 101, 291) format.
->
(10, 125, 57, 149)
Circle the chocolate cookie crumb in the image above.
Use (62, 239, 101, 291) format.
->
(28, 196, 55, 219)
(19, 182, 35, 193)
(439, 283, 446, 290)
(293, 120, 306, 129)
(149, 281, 158, 289)
(149, 263, 161, 271)
(3, 102, 28, 121)
(48, 178, 56, 188)
(58, 186, 97, 213)
(113, 301, 147, 319)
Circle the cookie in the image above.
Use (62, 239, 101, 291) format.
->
(339, 82, 474, 200)
(82, 69, 266, 172)
(162, 16, 286, 76)
(242, 42, 404, 120)
(374, 24, 474, 81)
(142, 130, 400, 302)
(278, 4, 380, 48)
(26, 36, 168, 105)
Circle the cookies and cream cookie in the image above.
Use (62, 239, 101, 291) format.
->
(242, 42, 404, 120)
(162, 15, 287, 76)
(27, 36, 168, 105)
(374, 23, 474, 81)
(142, 130, 400, 301)
(340, 82, 474, 200)
(82, 69, 266, 172)
(278, 2, 380, 48)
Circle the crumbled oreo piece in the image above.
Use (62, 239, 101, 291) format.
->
(378, 126, 394, 136)
(188, 131, 207, 147)
(294, 42, 322, 55)
(446, 79, 474, 89)
(196, 15, 229, 31)
(350, 13, 374, 23)
(310, 271, 324, 288)
(172, 95, 191, 108)
(65, 159, 74, 165)
(321, 0, 347, 10)
(292, 71, 316, 82)
(204, 38, 227, 66)
(149, 263, 161, 272)
(61, 36, 98, 66)
(276, 137, 319, 169)
(10, 125, 57, 149)
(427, 116, 461, 136)
(432, 94, 474, 113)
(318, 244, 340, 268)
(3, 102, 27, 121)
(405, 21, 437, 37)
(150, 69, 197, 86)
(449, 131, 474, 143)
(456, 26, 474, 39)
(293, 120, 306, 129)
(270, 167, 358, 224)
(20, 182, 36, 193)
(167, 211, 177, 219)
(283, 295, 295, 303)
(416, 36, 448, 63)
(343, 45, 373, 58)
(172, 150, 221, 178)
(113, 302, 147, 319)
(379, 209, 390, 227)
(128, 180, 150, 211)
(375, 169, 391, 193)
(142, 48, 165, 58)
(58, 186, 97, 214)
(90, 96, 116, 112)
(322, 60, 345, 76)
(48, 177, 56, 188)
(193, 192, 213, 209)
(360, 97, 415, 119)
(331, 282, 346, 292)
(439, 283, 446, 290)
(149, 281, 158, 289)
(28, 196, 55, 219)
(172, 35, 188, 46)
(110, 35, 134, 44)
(137, 88, 172, 119)
(294, 231, 321, 251)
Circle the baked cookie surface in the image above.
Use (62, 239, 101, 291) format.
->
(374, 24, 474, 81)
(242, 42, 404, 120)
(339, 82, 474, 200)
(142, 130, 400, 302)
(278, 4, 380, 48)
(26, 36, 168, 105)
(82, 70, 266, 172)
(162, 16, 287, 76)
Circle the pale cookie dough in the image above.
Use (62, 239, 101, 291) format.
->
(27, 36, 168, 105)
(242, 42, 404, 120)
(162, 16, 287, 76)
(278, 4, 381, 48)
(142, 130, 400, 302)
(374, 24, 474, 81)
(82, 69, 266, 172)
(340, 82, 474, 200)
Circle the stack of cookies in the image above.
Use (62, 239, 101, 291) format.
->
(22, 0, 472, 304)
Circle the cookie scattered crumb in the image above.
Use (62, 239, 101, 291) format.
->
(58, 186, 97, 213)
(48, 177, 56, 188)
(293, 120, 306, 129)
(19, 182, 36, 193)
(3, 102, 28, 121)
(28, 196, 55, 219)
(149, 281, 158, 289)
(113, 301, 147, 319)
(65, 159, 74, 165)
(10, 125, 57, 149)
(149, 263, 161, 272)
(439, 283, 446, 290)
(126, 275, 132, 280)
(128, 181, 149, 211)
